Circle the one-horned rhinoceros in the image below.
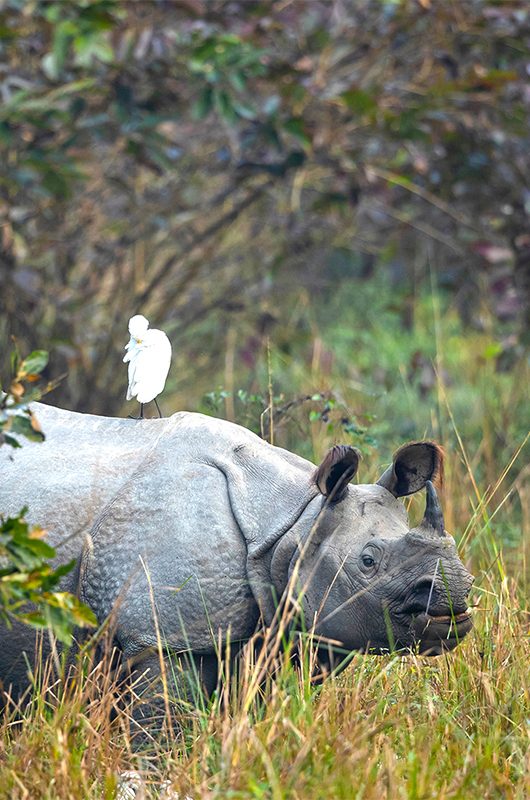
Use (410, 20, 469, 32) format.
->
(0, 403, 473, 723)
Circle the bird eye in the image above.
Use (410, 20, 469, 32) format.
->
(362, 554, 376, 568)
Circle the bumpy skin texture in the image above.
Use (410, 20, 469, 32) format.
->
(0, 404, 473, 711)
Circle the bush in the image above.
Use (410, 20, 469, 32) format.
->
(0, 347, 96, 644)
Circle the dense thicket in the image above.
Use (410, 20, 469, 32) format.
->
(1, 0, 528, 416)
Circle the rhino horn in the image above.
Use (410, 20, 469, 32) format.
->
(420, 480, 445, 537)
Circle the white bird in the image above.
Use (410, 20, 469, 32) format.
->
(123, 314, 171, 418)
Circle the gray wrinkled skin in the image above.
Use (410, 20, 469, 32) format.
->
(0, 403, 474, 715)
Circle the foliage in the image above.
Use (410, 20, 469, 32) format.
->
(202, 386, 377, 452)
(0, 0, 528, 414)
(0, 348, 96, 644)
(0, 346, 49, 447)
(0, 508, 96, 645)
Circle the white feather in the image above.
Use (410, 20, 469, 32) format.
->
(123, 318, 171, 404)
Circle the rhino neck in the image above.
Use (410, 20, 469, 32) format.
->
(209, 441, 318, 626)
(254, 497, 323, 625)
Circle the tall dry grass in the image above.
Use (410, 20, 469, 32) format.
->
(0, 418, 528, 800)
(1, 289, 528, 799)
(0, 563, 527, 799)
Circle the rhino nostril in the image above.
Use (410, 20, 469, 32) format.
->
(402, 573, 470, 617)
(413, 576, 437, 591)
(410, 575, 439, 613)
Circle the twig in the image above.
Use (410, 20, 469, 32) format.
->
(137, 180, 273, 305)
(367, 166, 477, 230)
(370, 201, 464, 253)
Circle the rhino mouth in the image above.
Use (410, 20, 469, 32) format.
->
(410, 609, 473, 654)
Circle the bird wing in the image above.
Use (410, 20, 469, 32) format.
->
(126, 347, 141, 400)
(123, 336, 135, 362)
(126, 331, 171, 403)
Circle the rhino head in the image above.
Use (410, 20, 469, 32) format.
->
(270, 442, 474, 660)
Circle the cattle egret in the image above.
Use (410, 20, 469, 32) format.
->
(123, 314, 171, 418)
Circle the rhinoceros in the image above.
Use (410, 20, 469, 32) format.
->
(0, 403, 473, 728)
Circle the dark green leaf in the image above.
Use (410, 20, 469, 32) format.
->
(3, 433, 21, 449)
(192, 86, 214, 120)
(283, 117, 311, 146)
(9, 414, 45, 443)
(214, 89, 237, 124)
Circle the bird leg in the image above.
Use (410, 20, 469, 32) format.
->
(154, 398, 163, 418)
(127, 404, 144, 420)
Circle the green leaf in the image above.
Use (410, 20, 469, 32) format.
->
(10, 345, 19, 375)
(19, 538, 56, 560)
(283, 117, 311, 146)
(8, 414, 45, 443)
(2, 433, 21, 449)
(0, 507, 95, 645)
(0, 24, 17, 41)
(192, 38, 219, 64)
(228, 71, 246, 93)
(214, 89, 237, 124)
(73, 35, 114, 67)
(483, 342, 503, 360)
(0, 80, 96, 121)
(19, 350, 48, 377)
(50, 20, 77, 77)
(50, 560, 78, 583)
(340, 88, 377, 115)
(192, 86, 214, 120)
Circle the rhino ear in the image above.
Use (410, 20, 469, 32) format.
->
(314, 445, 361, 503)
(377, 441, 444, 497)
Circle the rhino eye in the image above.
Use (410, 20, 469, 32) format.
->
(362, 554, 376, 568)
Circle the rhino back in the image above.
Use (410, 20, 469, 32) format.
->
(0, 404, 316, 659)
(0, 404, 190, 569)
(0, 403, 267, 549)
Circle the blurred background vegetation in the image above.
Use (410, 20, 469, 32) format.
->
(0, 1, 528, 575)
